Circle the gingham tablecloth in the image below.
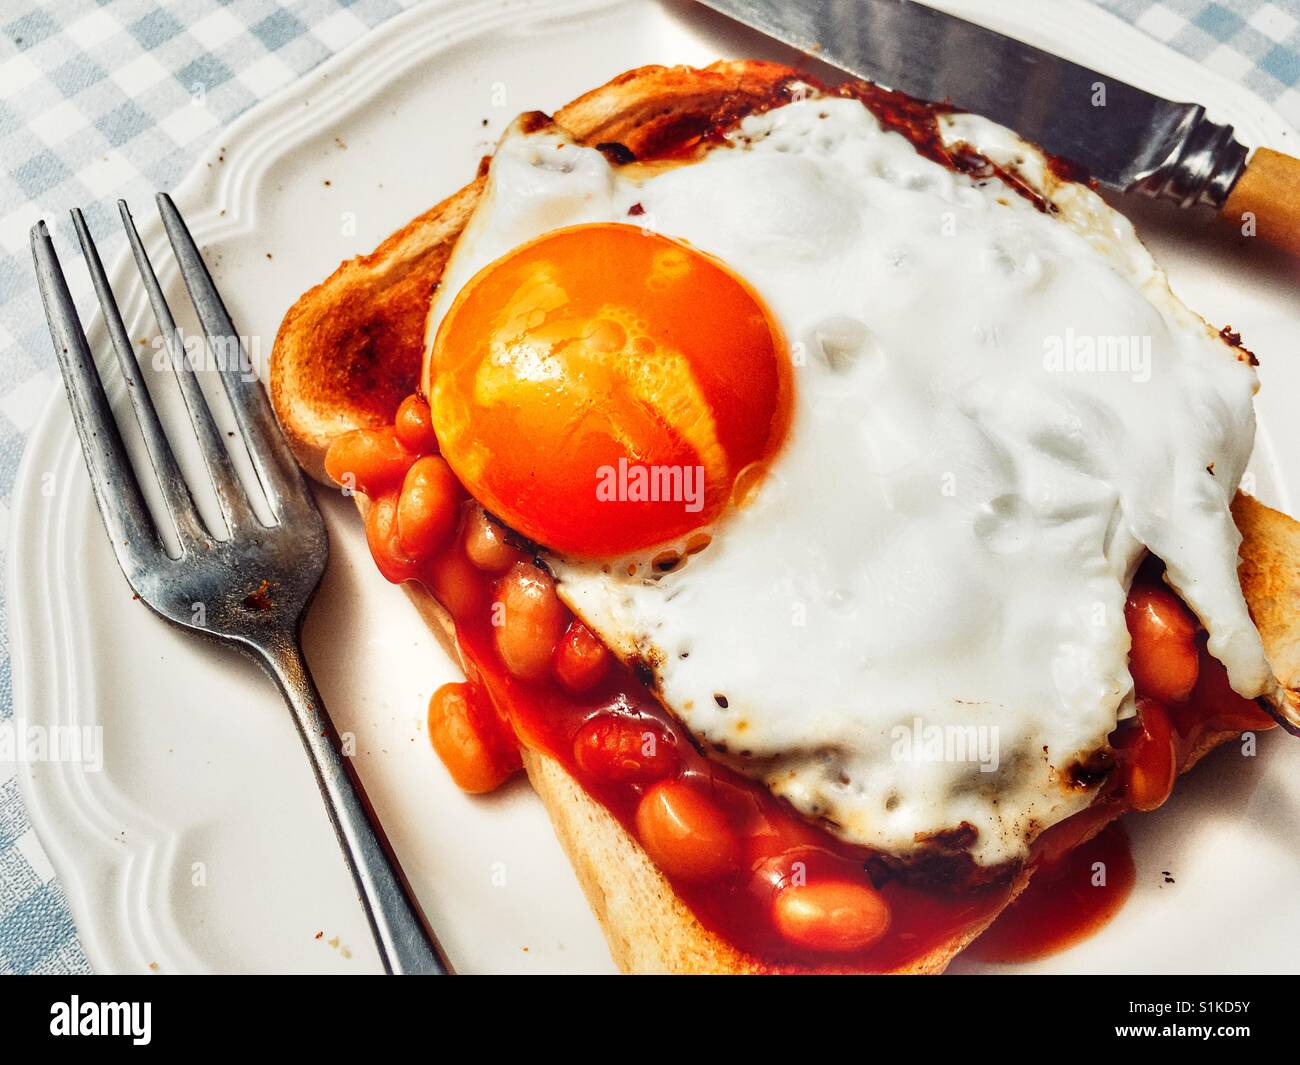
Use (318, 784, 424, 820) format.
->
(1, 0, 1298, 976)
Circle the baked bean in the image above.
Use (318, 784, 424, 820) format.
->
(634, 778, 739, 881)
(573, 712, 677, 783)
(364, 493, 418, 584)
(1113, 696, 1176, 812)
(324, 426, 412, 496)
(464, 506, 523, 573)
(493, 562, 569, 681)
(773, 879, 891, 953)
(427, 682, 518, 793)
(394, 394, 439, 454)
(397, 456, 461, 559)
(554, 620, 611, 692)
(1126, 583, 1199, 703)
(428, 541, 484, 619)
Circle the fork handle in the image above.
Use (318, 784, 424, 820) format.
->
(259, 634, 450, 974)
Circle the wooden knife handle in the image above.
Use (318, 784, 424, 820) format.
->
(1220, 147, 1300, 254)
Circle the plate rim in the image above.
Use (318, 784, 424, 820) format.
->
(9, 0, 1299, 974)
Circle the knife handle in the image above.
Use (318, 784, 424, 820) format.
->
(1220, 147, 1300, 255)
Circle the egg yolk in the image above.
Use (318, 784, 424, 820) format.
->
(429, 223, 792, 557)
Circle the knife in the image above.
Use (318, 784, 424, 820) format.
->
(696, 0, 1300, 254)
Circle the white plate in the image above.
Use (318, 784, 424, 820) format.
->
(10, 0, 1300, 975)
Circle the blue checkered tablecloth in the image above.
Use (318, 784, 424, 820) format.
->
(1, 0, 1299, 976)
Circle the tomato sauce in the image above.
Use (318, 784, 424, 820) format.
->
(964, 821, 1135, 964)
(327, 402, 1278, 973)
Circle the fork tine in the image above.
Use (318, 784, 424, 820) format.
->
(118, 199, 257, 536)
(156, 192, 315, 523)
(31, 220, 163, 583)
(71, 208, 208, 549)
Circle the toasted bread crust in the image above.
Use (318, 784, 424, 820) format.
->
(1234, 492, 1300, 724)
(274, 64, 1300, 973)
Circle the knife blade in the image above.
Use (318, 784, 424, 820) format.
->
(695, 0, 1274, 218)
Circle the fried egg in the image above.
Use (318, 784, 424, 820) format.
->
(423, 92, 1274, 866)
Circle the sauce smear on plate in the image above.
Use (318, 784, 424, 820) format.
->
(964, 821, 1136, 963)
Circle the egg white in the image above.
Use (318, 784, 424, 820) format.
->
(424, 93, 1273, 867)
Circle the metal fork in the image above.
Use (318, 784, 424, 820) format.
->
(31, 196, 449, 975)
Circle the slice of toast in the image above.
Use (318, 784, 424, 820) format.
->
(271, 61, 1300, 973)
